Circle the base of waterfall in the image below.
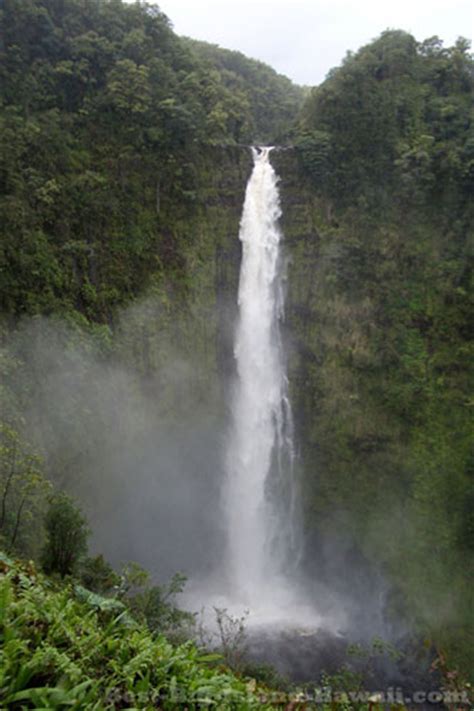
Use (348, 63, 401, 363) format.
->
(179, 574, 349, 683)
(179, 578, 438, 700)
(181, 574, 341, 634)
(244, 626, 438, 701)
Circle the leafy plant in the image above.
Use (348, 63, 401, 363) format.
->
(0, 555, 277, 709)
(118, 562, 195, 642)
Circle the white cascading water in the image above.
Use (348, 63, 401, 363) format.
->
(183, 147, 326, 631)
(224, 146, 300, 605)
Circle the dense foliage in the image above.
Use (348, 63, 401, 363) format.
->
(0, 0, 301, 322)
(298, 31, 473, 214)
(183, 38, 305, 144)
(41, 492, 90, 577)
(0, 423, 50, 558)
(0, 555, 276, 709)
(288, 29, 473, 674)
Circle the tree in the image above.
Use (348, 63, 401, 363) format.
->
(41, 492, 90, 577)
(0, 423, 50, 555)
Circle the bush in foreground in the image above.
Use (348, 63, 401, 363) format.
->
(0, 554, 274, 709)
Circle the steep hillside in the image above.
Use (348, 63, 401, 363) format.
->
(183, 38, 306, 143)
(0, 0, 301, 323)
(0, 554, 278, 709)
(277, 30, 473, 671)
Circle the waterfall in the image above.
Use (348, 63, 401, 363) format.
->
(224, 146, 300, 601)
(183, 146, 323, 631)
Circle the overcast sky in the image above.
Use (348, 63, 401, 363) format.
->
(154, 0, 473, 85)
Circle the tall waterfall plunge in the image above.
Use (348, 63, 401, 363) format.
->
(183, 147, 324, 631)
(224, 147, 300, 604)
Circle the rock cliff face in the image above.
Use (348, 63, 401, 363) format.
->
(191, 148, 395, 636)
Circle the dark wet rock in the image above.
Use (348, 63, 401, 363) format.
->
(244, 625, 440, 699)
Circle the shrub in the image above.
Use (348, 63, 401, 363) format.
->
(41, 493, 90, 577)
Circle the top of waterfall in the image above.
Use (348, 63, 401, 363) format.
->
(251, 144, 295, 158)
(252, 146, 274, 160)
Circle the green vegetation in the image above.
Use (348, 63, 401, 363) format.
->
(41, 493, 90, 577)
(0, 555, 275, 709)
(0, 0, 301, 323)
(287, 29, 473, 675)
(0, 0, 472, 699)
(4, 553, 468, 709)
(0, 424, 50, 558)
(183, 38, 305, 143)
(298, 30, 473, 214)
